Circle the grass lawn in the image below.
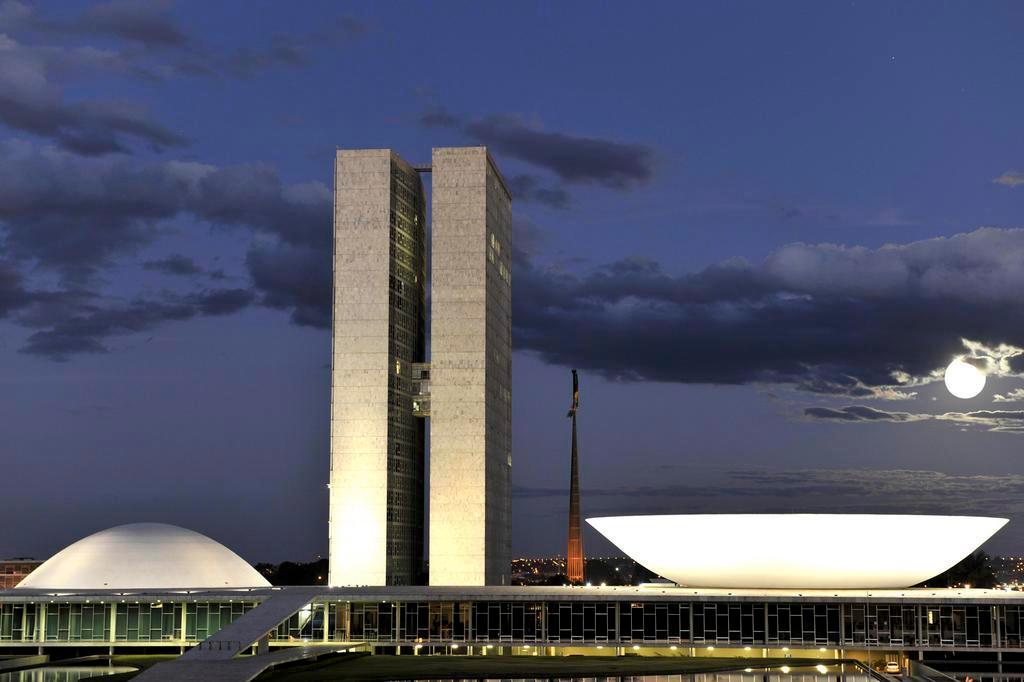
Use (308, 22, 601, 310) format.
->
(257, 654, 846, 681)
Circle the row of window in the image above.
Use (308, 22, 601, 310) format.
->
(330, 601, 1023, 648)
(6, 601, 1024, 648)
(0, 602, 253, 642)
(389, 223, 423, 255)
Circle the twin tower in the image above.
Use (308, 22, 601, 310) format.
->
(329, 147, 512, 586)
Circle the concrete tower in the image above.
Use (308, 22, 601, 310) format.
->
(566, 369, 584, 584)
(329, 149, 427, 586)
(429, 146, 512, 586)
(330, 146, 511, 587)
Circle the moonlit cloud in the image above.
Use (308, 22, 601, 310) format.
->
(802, 405, 927, 423)
(993, 171, 1024, 187)
(514, 227, 1024, 400)
(994, 388, 1024, 403)
(801, 401, 1024, 435)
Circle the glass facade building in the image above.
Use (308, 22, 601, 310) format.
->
(5, 590, 1024, 656)
(384, 158, 427, 582)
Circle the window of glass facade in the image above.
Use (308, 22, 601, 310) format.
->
(184, 602, 253, 641)
(383, 159, 427, 586)
(0, 599, 1016, 650)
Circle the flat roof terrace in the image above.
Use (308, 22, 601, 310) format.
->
(4, 584, 1023, 603)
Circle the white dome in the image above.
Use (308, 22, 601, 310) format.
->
(16, 523, 271, 590)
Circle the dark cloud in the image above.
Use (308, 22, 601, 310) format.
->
(219, 18, 366, 79)
(142, 254, 202, 276)
(506, 173, 570, 209)
(421, 108, 655, 189)
(189, 163, 331, 248)
(513, 226, 1024, 398)
(418, 107, 461, 128)
(0, 35, 188, 154)
(246, 242, 330, 329)
(0, 145, 203, 279)
(466, 115, 655, 188)
(6, 3, 366, 85)
(186, 287, 253, 316)
(0, 260, 34, 318)
(19, 287, 254, 361)
(76, 0, 187, 47)
(0, 142, 329, 357)
(0, 1, 32, 30)
(0, 144, 329, 281)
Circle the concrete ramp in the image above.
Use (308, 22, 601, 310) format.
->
(136, 645, 348, 682)
(135, 588, 327, 681)
(181, 588, 320, 661)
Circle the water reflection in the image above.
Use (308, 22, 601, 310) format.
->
(392, 668, 876, 682)
(0, 667, 136, 682)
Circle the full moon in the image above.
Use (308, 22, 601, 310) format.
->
(944, 358, 986, 399)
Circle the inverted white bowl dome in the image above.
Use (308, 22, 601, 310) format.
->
(587, 514, 1007, 589)
(16, 523, 270, 590)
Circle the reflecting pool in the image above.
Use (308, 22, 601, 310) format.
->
(386, 667, 877, 682)
(0, 667, 136, 682)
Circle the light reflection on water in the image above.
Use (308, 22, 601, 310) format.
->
(0, 667, 136, 682)
(391, 671, 876, 682)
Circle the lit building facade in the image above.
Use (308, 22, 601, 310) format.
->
(0, 560, 41, 590)
(329, 149, 427, 586)
(429, 147, 513, 586)
(329, 147, 510, 587)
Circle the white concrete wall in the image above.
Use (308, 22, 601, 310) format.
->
(329, 149, 393, 586)
(429, 146, 512, 586)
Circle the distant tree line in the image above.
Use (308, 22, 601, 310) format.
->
(254, 558, 329, 586)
